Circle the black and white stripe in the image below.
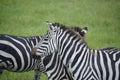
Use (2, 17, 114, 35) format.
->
(0, 34, 41, 80)
(0, 34, 73, 80)
(0, 34, 40, 72)
(35, 22, 120, 80)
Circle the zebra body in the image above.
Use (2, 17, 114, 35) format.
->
(0, 34, 42, 80)
(0, 34, 73, 80)
(0, 34, 40, 72)
(35, 22, 120, 80)
(42, 53, 72, 80)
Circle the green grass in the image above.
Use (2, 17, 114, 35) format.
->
(0, 0, 120, 80)
(0, 70, 47, 80)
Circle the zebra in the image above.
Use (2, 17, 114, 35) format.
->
(33, 26, 88, 80)
(0, 34, 42, 80)
(0, 26, 87, 80)
(33, 21, 120, 80)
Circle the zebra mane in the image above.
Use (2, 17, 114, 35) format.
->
(70, 27, 85, 37)
(52, 23, 87, 43)
(53, 23, 85, 37)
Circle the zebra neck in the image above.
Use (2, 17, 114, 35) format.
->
(57, 35, 90, 66)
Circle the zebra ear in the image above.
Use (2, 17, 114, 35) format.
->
(46, 21, 54, 30)
(81, 27, 88, 37)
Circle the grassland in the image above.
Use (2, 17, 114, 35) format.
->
(0, 0, 120, 80)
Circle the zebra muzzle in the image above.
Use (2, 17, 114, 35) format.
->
(32, 54, 41, 59)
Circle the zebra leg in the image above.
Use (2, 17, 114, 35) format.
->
(34, 59, 42, 80)
(0, 69, 3, 75)
(34, 70, 41, 80)
(34, 58, 46, 80)
(0, 66, 4, 75)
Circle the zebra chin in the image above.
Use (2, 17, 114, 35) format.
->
(32, 54, 41, 60)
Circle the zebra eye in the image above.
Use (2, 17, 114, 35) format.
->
(54, 30, 56, 32)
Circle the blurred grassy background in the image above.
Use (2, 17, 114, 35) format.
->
(0, 0, 120, 80)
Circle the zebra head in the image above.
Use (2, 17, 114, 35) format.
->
(33, 21, 88, 58)
(34, 25, 58, 57)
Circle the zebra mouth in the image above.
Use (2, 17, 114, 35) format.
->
(32, 54, 41, 59)
(32, 47, 43, 59)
